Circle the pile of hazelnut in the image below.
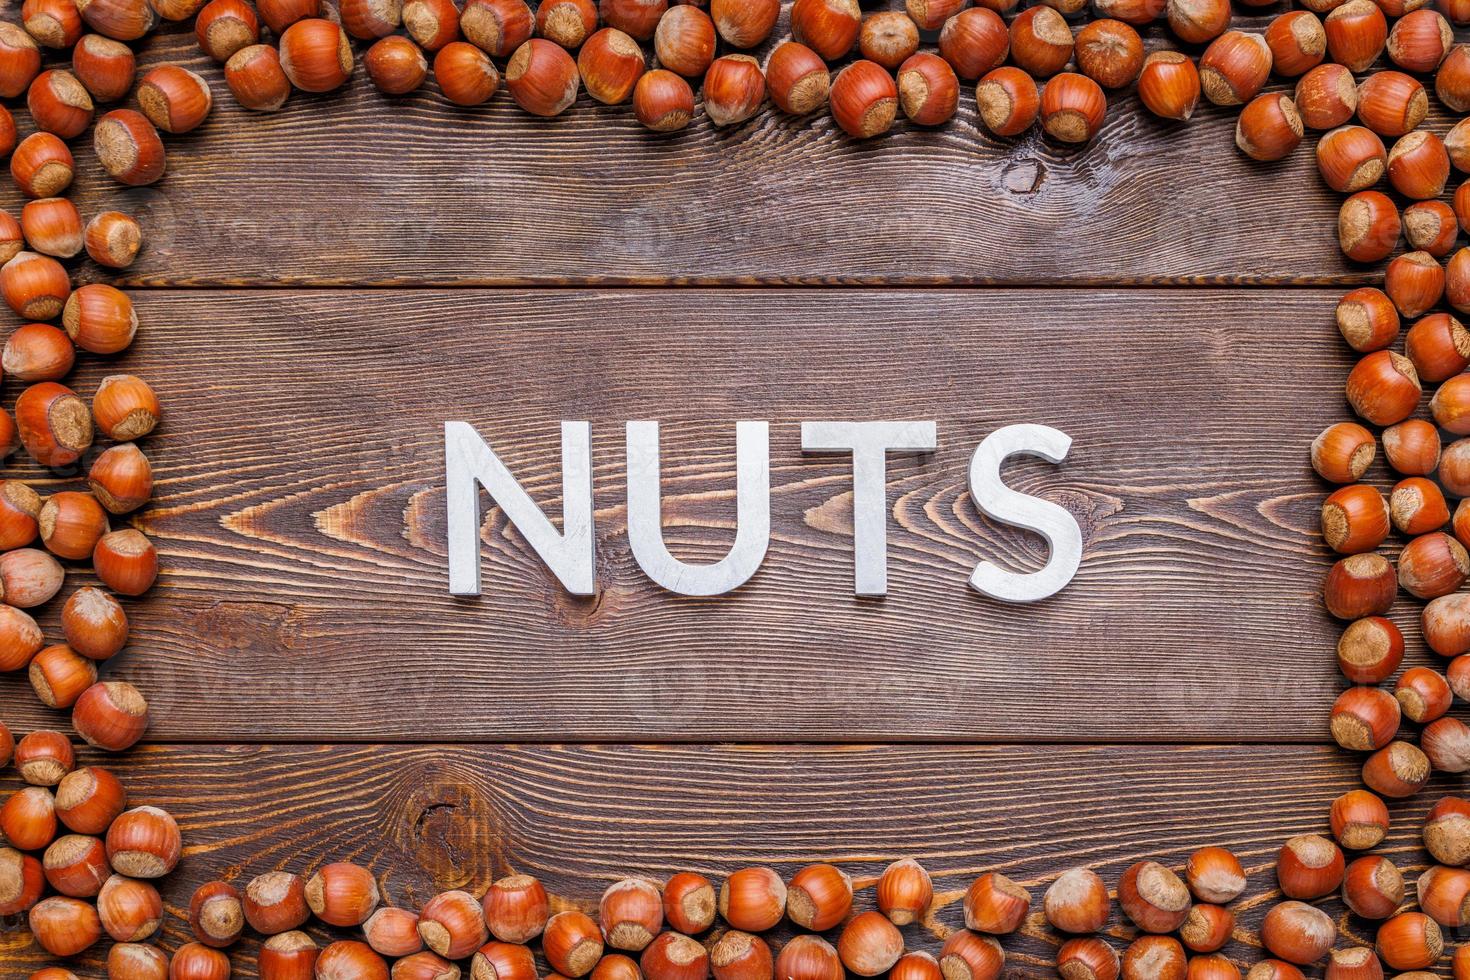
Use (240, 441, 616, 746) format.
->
(13, 0, 1466, 151)
(0, 723, 186, 979)
(7, 851, 1275, 980)
(0, 142, 160, 750)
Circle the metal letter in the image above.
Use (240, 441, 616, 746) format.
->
(625, 421, 769, 596)
(800, 421, 938, 596)
(445, 421, 595, 596)
(967, 423, 1082, 603)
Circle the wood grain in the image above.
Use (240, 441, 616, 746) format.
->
(0, 287, 1379, 741)
(0, 742, 1452, 977)
(0, 13, 1416, 288)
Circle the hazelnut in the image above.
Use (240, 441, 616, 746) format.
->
(404, 0, 461, 51)
(190, 881, 245, 948)
(340, 0, 401, 38)
(482, 873, 550, 942)
(1180, 904, 1233, 953)
(838, 911, 904, 977)
(0, 548, 65, 608)
(55, 765, 126, 834)
(1166, 0, 1230, 44)
(654, 4, 714, 76)
(600, 878, 663, 951)
(1338, 191, 1400, 263)
(23, 0, 84, 49)
(137, 65, 212, 135)
(632, 68, 692, 130)
(93, 109, 166, 186)
(1266, 11, 1325, 76)
(419, 890, 488, 960)
(74, 680, 150, 751)
(860, 12, 918, 71)
(578, 27, 643, 104)
(1236, 93, 1302, 161)
(29, 643, 97, 708)
(1261, 901, 1335, 964)
(1322, 483, 1389, 553)
(1317, 125, 1387, 193)
(1044, 867, 1110, 933)
(897, 53, 959, 126)
(72, 34, 134, 102)
(364, 35, 429, 94)
(15, 730, 75, 785)
(195, 0, 259, 61)
(1199, 30, 1271, 106)
(963, 872, 1029, 934)
(939, 931, 1004, 980)
(1323, 552, 1396, 620)
(27, 69, 93, 139)
(506, 38, 580, 116)
(1121, 936, 1186, 980)
(1296, 63, 1357, 130)
(0, 23, 41, 97)
(1376, 912, 1443, 971)
(30, 895, 102, 956)
(474, 941, 538, 980)
(257, 0, 321, 34)
(765, 40, 828, 115)
(434, 40, 500, 105)
(1277, 834, 1345, 899)
(1383, 419, 1438, 475)
(720, 866, 786, 932)
(877, 858, 932, 926)
(39, 490, 108, 560)
(1137, 51, 1199, 121)
(1075, 19, 1143, 89)
(536, 0, 597, 49)
(98, 874, 162, 942)
(829, 60, 897, 139)
(1326, 0, 1388, 72)
(1363, 741, 1432, 797)
(245, 871, 310, 935)
(1010, 6, 1073, 78)
(938, 9, 1008, 81)
(1041, 72, 1106, 143)
(279, 18, 354, 91)
(225, 44, 291, 111)
(260, 932, 320, 980)
(703, 54, 765, 126)
(1388, 8, 1452, 72)
(1056, 938, 1120, 980)
(1391, 476, 1450, 534)
(1389, 131, 1450, 200)
(710, 0, 776, 48)
(711, 931, 772, 980)
(1343, 855, 1404, 919)
(598, 0, 665, 41)
(1358, 71, 1427, 137)
(365, 36, 428, 95)
(1403, 200, 1458, 257)
(790, 0, 859, 62)
(775, 865, 850, 933)
(74, 0, 156, 39)
(306, 862, 380, 926)
(545, 910, 604, 977)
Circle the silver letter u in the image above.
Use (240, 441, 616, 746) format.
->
(625, 421, 769, 596)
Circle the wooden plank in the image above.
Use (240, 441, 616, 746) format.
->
(0, 287, 1372, 741)
(0, 743, 1446, 977)
(0, 17, 1387, 287)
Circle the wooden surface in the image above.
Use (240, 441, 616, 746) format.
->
(0, 2, 1451, 977)
(0, 743, 1454, 977)
(0, 287, 1372, 741)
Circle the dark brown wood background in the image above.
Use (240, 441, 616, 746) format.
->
(0, 3, 1453, 977)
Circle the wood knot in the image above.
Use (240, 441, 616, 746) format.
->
(1001, 159, 1045, 195)
(382, 760, 499, 896)
(191, 600, 307, 652)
